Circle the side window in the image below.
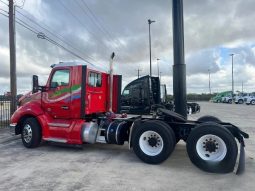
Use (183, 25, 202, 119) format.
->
(50, 70, 70, 88)
(88, 72, 102, 87)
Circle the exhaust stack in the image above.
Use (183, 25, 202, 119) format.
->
(109, 52, 115, 112)
(172, 0, 187, 118)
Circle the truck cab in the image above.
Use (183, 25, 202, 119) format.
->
(120, 75, 199, 114)
(222, 93, 235, 103)
(245, 92, 255, 105)
(234, 92, 248, 104)
(210, 91, 231, 103)
(11, 62, 122, 144)
(120, 75, 161, 114)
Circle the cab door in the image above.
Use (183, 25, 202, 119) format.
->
(86, 71, 106, 114)
(42, 69, 71, 119)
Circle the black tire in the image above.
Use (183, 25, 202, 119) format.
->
(238, 99, 244, 104)
(228, 99, 232, 104)
(132, 120, 176, 164)
(197, 115, 221, 123)
(154, 120, 179, 144)
(251, 100, 255, 105)
(21, 118, 42, 148)
(186, 122, 238, 173)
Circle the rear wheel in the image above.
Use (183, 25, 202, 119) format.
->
(154, 120, 179, 143)
(186, 122, 238, 173)
(21, 118, 42, 148)
(251, 100, 255, 105)
(132, 121, 175, 164)
(228, 99, 232, 104)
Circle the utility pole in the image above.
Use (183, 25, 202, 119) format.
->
(136, 68, 142, 78)
(242, 81, 243, 94)
(172, 0, 187, 118)
(208, 69, 211, 94)
(157, 58, 160, 77)
(148, 19, 155, 77)
(230, 53, 234, 104)
(9, 0, 17, 115)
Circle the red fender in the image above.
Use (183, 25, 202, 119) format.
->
(10, 102, 44, 124)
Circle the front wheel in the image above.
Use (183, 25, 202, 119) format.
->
(21, 118, 42, 148)
(132, 121, 176, 164)
(186, 122, 238, 173)
(251, 100, 255, 105)
(238, 99, 244, 104)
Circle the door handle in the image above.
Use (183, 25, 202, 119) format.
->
(61, 106, 69, 110)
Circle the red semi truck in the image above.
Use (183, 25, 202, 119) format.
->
(10, 59, 248, 174)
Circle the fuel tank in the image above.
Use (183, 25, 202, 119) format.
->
(82, 122, 99, 144)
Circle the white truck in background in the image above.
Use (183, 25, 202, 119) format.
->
(222, 93, 235, 103)
(245, 93, 255, 105)
(234, 92, 249, 104)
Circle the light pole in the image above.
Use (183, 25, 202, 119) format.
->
(230, 53, 234, 104)
(208, 69, 211, 94)
(9, 0, 17, 115)
(136, 68, 142, 79)
(157, 58, 160, 77)
(148, 19, 155, 77)
(242, 81, 243, 94)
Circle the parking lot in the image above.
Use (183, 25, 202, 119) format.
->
(0, 102, 254, 191)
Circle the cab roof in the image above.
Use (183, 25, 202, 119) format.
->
(51, 61, 107, 73)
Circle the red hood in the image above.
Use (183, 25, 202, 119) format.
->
(19, 91, 41, 106)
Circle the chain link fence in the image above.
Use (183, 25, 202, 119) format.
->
(0, 96, 11, 128)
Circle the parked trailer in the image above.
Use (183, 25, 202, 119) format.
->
(10, 61, 248, 174)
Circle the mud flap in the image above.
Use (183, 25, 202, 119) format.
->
(225, 125, 248, 175)
(236, 141, 245, 175)
(128, 119, 142, 149)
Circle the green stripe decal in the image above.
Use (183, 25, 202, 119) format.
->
(50, 84, 81, 98)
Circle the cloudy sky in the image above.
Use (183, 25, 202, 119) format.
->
(0, 0, 255, 95)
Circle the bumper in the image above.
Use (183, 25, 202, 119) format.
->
(9, 123, 17, 135)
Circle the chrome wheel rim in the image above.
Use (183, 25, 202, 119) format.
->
(196, 134, 227, 162)
(23, 124, 32, 143)
(139, 131, 164, 156)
